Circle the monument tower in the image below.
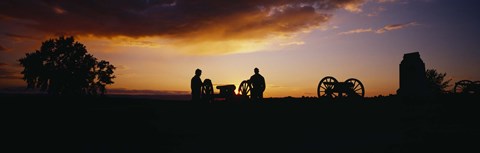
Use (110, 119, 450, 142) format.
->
(397, 52, 428, 98)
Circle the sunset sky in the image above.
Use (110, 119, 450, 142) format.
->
(1, 0, 479, 97)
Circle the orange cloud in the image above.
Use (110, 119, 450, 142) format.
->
(0, 0, 366, 54)
(339, 22, 418, 35)
(341, 0, 365, 13)
(280, 41, 306, 46)
(1, 0, 364, 38)
(339, 28, 373, 35)
(52, 6, 67, 15)
(375, 0, 397, 3)
(375, 22, 418, 33)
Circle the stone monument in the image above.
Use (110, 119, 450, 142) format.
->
(397, 52, 428, 98)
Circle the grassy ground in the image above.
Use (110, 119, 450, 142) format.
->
(1, 94, 479, 153)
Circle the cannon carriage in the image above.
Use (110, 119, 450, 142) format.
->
(317, 76, 365, 99)
(453, 80, 480, 94)
(200, 79, 252, 102)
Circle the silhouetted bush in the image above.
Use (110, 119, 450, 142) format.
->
(19, 36, 115, 95)
(426, 69, 451, 95)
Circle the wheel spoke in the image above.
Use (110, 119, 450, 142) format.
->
(354, 83, 360, 89)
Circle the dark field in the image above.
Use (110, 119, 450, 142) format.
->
(2, 94, 479, 153)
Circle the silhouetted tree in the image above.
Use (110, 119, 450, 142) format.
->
(426, 69, 451, 95)
(19, 36, 115, 95)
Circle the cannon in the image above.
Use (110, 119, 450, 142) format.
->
(453, 80, 480, 94)
(238, 80, 251, 98)
(201, 79, 252, 102)
(317, 76, 365, 98)
(201, 79, 215, 102)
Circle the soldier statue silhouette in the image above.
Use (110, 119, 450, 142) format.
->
(191, 69, 203, 102)
(249, 67, 266, 101)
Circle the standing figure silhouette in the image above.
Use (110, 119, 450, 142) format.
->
(191, 69, 203, 102)
(250, 67, 266, 101)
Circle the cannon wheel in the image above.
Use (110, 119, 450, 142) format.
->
(475, 81, 480, 93)
(202, 79, 214, 103)
(238, 80, 251, 97)
(317, 76, 338, 98)
(454, 80, 473, 94)
(345, 78, 365, 98)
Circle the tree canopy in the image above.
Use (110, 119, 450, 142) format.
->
(426, 69, 451, 95)
(19, 36, 115, 95)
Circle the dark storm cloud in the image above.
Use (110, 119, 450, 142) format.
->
(0, 45, 7, 52)
(4, 33, 40, 41)
(0, 0, 364, 39)
(0, 63, 21, 79)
